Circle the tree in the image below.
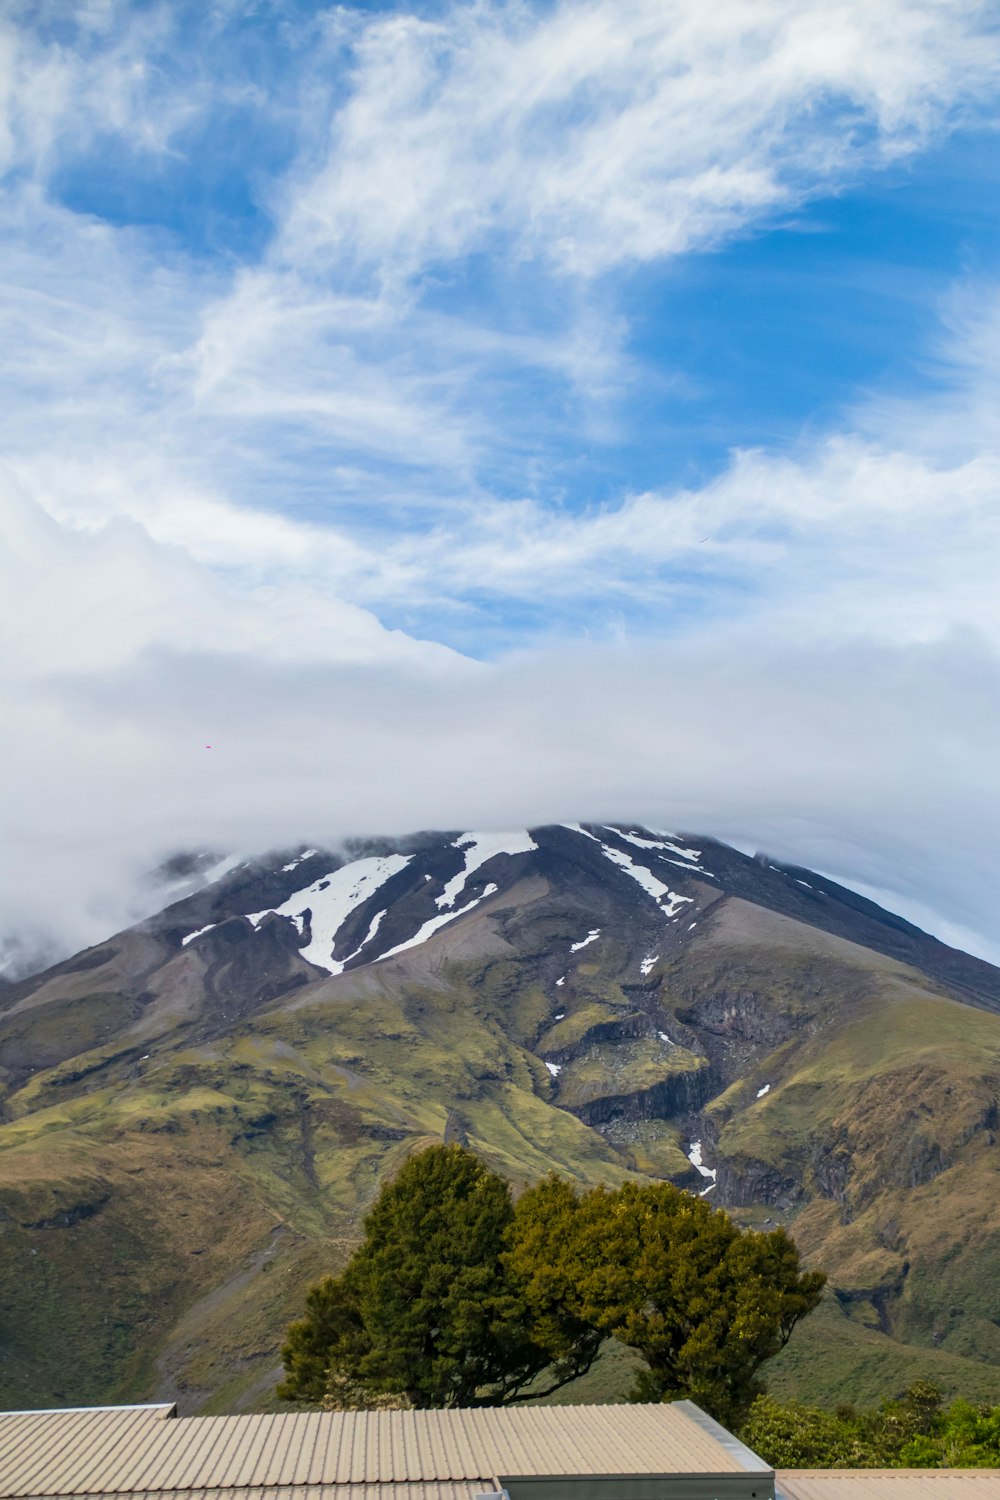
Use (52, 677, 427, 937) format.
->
(279, 1145, 598, 1408)
(507, 1178, 825, 1429)
(742, 1383, 1000, 1469)
(923, 1398, 1000, 1468)
(281, 1149, 822, 1418)
(740, 1395, 881, 1467)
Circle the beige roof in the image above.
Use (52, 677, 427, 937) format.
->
(778, 1473, 1000, 1500)
(0, 1401, 765, 1500)
(31, 1490, 481, 1500)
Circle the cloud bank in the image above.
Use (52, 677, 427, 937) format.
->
(2, 0, 1000, 967)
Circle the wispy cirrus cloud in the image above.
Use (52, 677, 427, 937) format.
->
(276, 0, 1000, 278)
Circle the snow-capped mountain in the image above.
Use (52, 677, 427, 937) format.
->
(147, 823, 1000, 1009)
(2, 822, 1000, 1416)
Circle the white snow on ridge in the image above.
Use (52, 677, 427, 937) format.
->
(281, 849, 317, 873)
(436, 831, 538, 911)
(377, 883, 499, 962)
(555, 975, 566, 987)
(756, 1083, 771, 1098)
(640, 953, 659, 976)
(339, 908, 386, 967)
(563, 824, 695, 921)
(599, 844, 693, 919)
(545, 1061, 562, 1078)
(570, 928, 600, 952)
(246, 854, 411, 974)
(612, 827, 701, 863)
(562, 822, 601, 842)
(612, 827, 710, 875)
(181, 924, 216, 947)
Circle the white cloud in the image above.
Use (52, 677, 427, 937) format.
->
(0, 479, 461, 678)
(278, 0, 1000, 278)
(0, 3, 203, 178)
(2, 0, 1000, 970)
(2, 481, 998, 965)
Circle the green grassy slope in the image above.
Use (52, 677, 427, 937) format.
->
(2, 885, 1000, 1413)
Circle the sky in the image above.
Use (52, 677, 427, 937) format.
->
(2, 0, 1000, 969)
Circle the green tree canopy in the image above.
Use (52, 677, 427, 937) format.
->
(742, 1383, 1000, 1469)
(507, 1176, 825, 1428)
(279, 1144, 598, 1408)
(281, 1146, 823, 1419)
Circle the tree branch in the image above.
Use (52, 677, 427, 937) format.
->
(497, 1351, 601, 1405)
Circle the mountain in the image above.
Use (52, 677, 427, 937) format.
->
(1, 823, 1000, 1415)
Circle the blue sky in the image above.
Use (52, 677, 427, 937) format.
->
(2, 0, 1000, 964)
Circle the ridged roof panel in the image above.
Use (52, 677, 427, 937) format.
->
(777, 1473, 1000, 1500)
(15, 1487, 483, 1500)
(0, 1401, 756, 1497)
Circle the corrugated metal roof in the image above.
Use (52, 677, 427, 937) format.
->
(0, 1402, 755, 1499)
(777, 1472, 1000, 1500)
(17, 1488, 483, 1500)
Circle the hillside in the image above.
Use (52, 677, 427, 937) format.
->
(1, 824, 999, 1413)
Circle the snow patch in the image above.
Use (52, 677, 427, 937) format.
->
(599, 843, 693, 919)
(570, 928, 600, 952)
(555, 975, 565, 986)
(756, 1083, 771, 1098)
(554, 1012, 565, 1021)
(181, 925, 216, 947)
(339, 908, 386, 966)
(658, 1031, 674, 1045)
(563, 822, 601, 842)
(640, 953, 659, 976)
(377, 883, 499, 962)
(435, 830, 537, 910)
(246, 854, 411, 974)
(281, 849, 317, 873)
(545, 1062, 562, 1078)
(687, 1140, 717, 1190)
(611, 827, 705, 870)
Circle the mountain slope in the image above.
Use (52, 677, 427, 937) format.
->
(1, 824, 999, 1413)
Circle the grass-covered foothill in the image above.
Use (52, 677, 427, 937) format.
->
(279, 1143, 824, 1425)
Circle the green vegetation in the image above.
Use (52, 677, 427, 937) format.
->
(281, 1146, 823, 1422)
(743, 1382, 1000, 1468)
(5, 880, 1000, 1417)
(763, 1296, 1000, 1411)
(279, 1145, 602, 1408)
(509, 1172, 825, 1427)
(554, 1038, 706, 1111)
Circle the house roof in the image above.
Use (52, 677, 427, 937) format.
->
(0, 1401, 769, 1500)
(777, 1474, 1000, 1500)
